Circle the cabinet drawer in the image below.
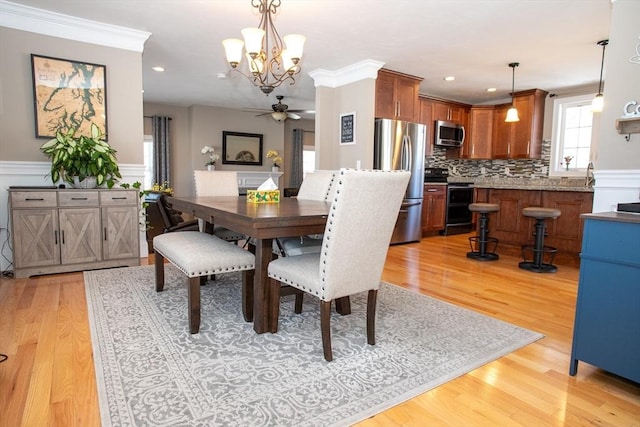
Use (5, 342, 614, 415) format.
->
(581, 219, 640, 266)
(100, 190, 137, 206)
(424, 185, 446, 195)
(10, 191, 57, 208)
(59, 191, 99, 207)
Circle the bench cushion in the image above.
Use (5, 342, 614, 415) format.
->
(154, 231, 254, 277)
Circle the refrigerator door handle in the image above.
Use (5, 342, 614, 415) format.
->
(402, 134, 412, 171)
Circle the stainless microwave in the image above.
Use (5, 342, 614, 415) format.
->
(435, 120, 465, 147)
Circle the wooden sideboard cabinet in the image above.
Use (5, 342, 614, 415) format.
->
(570, 213, 640, 383)
(375, 69, 422, 123)
(9, 188, 140, 278)
(422, 184, 447, 235)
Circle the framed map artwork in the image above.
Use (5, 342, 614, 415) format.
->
(31, 54, 108, 139)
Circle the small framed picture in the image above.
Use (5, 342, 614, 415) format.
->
(222, 131, 263, 165)
(340, 112, 356, 145)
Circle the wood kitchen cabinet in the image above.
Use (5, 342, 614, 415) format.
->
(10, 188, 140, 278)
(460, 106, 494, 159)
(375, 69, 422, 122)
(492, 89, 548, 159)
(432, 99, 469, 125)
(487, 189, 541, 246)
(540, 191, 593, 254)
(422, 184, 447, 235)
(419, 97, 434, 156)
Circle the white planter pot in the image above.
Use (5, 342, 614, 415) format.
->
(272, 166, 280, 173)
(72, 176, 98, 188)
(207, 165, 215, 171)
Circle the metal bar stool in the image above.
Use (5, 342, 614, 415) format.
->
(519, 207, 561, 273)
(467, 203, 500, 261)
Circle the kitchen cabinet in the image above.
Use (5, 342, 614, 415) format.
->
(475, 187, 593, 266)
(492, 89, 548, 159)
(10, 189, 140, 278)
(375, 69, 422, 122)
(419, 97, 434, 156)
(570, 213, 640, 383)
(460, 106, 494, 159)
(421, 184, 447, 235)
(432, 100, 468, 125)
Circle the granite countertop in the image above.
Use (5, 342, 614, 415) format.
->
(447, 177, 594, 192)
(581, 211, 640, 224)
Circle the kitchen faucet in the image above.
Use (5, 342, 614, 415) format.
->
(585, 162, 595, 187)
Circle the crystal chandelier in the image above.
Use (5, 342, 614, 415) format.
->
(222, 0, 305, 95)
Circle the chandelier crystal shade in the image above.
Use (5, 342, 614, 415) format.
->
(591, 39, 608, 113)
(505, 62, 520, 123)
(222, 0, 305, 95)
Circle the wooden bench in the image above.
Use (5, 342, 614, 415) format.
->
(153, 231, 255, 333)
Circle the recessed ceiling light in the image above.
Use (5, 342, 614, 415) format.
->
(444, 76, 455, 81)
(217, 73, 227, 79)
(152, 66, 165, 72)
(486, 87, 497, 92)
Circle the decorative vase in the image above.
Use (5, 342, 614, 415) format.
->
(72, 176, 98, 189)
(272, 166, 280, 173)
(207, 165, 215, 171)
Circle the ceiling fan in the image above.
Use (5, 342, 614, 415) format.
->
(244, 95, 314, 122)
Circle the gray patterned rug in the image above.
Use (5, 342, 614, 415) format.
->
(84, 265, 543, 427)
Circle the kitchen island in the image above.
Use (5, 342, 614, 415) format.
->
(466, 178, 594, 267)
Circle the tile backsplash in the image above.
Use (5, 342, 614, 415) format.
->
(426, 139, 552, 179)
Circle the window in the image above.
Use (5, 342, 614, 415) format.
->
(302, 145, 316, 177)
(550, 93, 600, 176)
(143, 135, 154, 189)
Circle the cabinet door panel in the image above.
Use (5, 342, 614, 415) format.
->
(59, 208, 102, 264)
(375, 72, 398, 119)
(542, 192, 593, 253)
(488, 189, 541, 245)
(12, 209, 59, 268)
(395, 77, 419, 122)
(492, 104, 511, 158)
(103, 206, 139, 259)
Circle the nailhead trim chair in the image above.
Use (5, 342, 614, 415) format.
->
(154, 231, 255, 333)
(268, 169, 411, 361)
(193, 170, 246, 243)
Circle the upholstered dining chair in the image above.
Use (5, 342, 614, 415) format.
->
(268, 169, 411, 361)
(193, 170, 245, 243)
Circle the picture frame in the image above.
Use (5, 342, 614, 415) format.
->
(31, 54, 108, 139)
(340, 112, 356, 145)
(222, 131, 263, 165)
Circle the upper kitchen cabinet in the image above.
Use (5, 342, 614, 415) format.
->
(419, 97, 434, 156)
(460, 106, 494, 159)
(432, 99, 469, 126)
(375, 69, 423, 122)
(492, 89, 548, 159)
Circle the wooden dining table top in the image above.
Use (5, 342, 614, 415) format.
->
(166, 195, 331, 333)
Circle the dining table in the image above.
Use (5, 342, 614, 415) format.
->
(167, 195, 330, 334)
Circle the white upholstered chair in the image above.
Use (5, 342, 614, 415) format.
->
(268, 169, 411, 361)
(193, 170, 245, 243)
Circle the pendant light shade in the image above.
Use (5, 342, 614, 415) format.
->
(505, 62, 520, 123)
(591, 39, 608, 113)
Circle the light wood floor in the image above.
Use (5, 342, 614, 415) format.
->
(1, 233, 638, 426)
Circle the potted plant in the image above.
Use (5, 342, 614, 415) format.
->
(266, 150, 283, 172)
(40, 123, 121, 188)
(201, 145, 220, 171)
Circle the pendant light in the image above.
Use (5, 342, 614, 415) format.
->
(505, 62, 520, 122)
(591, 39, 609, 113)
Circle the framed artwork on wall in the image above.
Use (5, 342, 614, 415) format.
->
(340, 112, 356, 145)
(222, 131, 263, 165)
(31, 54, 108, 139)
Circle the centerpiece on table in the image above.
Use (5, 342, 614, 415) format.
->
(266, 150, 283, 172)
(40, 123, 121, 188)
(201, 145, 220, 171)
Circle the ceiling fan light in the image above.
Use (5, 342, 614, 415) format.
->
(222, 38, 244, 66)
(272, 111, 287, 122)
(505, 107, 520, 122)
(241, 27, 265, 57)
(591, 93, 604, 112)
(283, 34, 305, 62)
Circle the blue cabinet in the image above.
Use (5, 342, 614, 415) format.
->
(570, 212, 640, 383)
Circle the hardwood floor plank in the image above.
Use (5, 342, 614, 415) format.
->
(0, 232, 638, 427)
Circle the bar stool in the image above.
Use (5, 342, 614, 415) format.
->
(467, 203, 500, 261)
(519, 207, 561, 273)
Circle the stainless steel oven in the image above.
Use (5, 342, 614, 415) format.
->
(444, 183, 474, 235)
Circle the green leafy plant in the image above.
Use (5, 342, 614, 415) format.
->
(40, 123, 122, 188)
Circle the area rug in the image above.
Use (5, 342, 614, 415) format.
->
(84, 265, 543, 427)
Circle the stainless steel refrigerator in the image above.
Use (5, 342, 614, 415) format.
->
(374, 118, 426, 244)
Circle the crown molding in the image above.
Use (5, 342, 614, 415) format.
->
(0, 0, 150, 52)
(309, 59, 385, 88)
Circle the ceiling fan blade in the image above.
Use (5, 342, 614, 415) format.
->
(287, 112, 301, 120)
(287, 109, 316, 114)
